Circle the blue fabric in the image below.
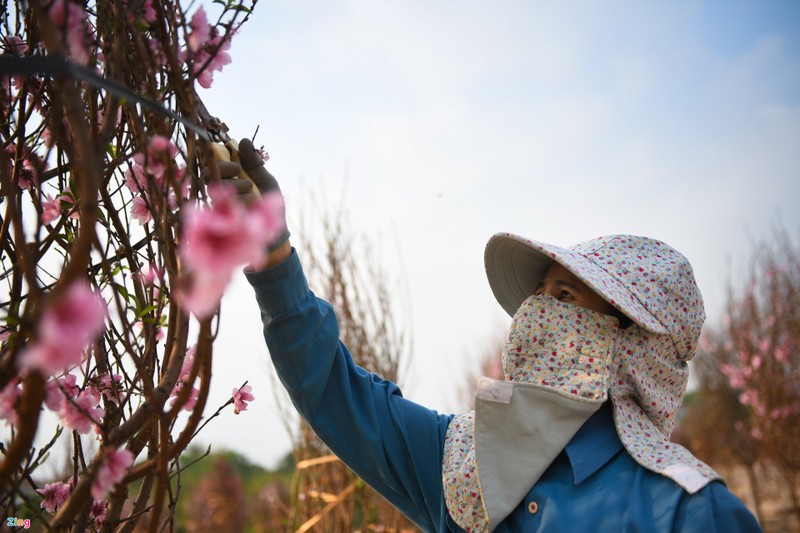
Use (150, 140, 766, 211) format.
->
(245, 249, 762, 533)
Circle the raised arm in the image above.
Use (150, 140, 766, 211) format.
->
(245, 250, 452, 531)
(229, 140, 451, 530)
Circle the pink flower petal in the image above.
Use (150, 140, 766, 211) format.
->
(58, 390, 104, 434)
(42, 195, 62, 224)
(169, 381, 199, 411)
(21, 282, 106, 376)
(188, 7, 210, 52)
(0, 379, 20, 426)
(124, 163, 147, 192)
(90, 499, 107, 529)
(37, 481, 72, 512)
(91, 448, 134, 500)
(175, 269, 231, 319)
(48, 0, 92, 65)
(192, 34, 233, 88)
(232, 384, 254, 414)
(247, 191, 287, 245)
(131, 195, 152, 225)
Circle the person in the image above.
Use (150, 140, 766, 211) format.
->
(226, 140, 762, 532)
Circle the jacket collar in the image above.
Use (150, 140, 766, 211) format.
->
(564, 401, 623, 484)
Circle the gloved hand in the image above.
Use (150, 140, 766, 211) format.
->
(210, 138, 291, 261)
(211, 138, 279, 203)
(237, 138, 281, 196)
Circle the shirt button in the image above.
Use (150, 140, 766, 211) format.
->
(528, 500, 539, 515)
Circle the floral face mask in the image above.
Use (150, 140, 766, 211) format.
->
(443, 294, 620, 532)
(503, 293, 620, 399)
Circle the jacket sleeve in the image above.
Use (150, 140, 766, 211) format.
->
(245, 249, 452, 532)
(675, 480, 763, 533)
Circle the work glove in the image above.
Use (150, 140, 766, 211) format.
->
(210, 138, 290, 252)
(211, 138, 279, 202)
(236, 138, 282, 198)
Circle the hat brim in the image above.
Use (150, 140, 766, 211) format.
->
(484, 233, 668, 334)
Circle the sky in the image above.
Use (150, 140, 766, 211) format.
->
(184, 0, 800, 469)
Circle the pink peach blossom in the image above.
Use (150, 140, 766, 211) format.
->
(131, 195, 152, 225)
(179, 345, 197, 382)
(124, 163, 147, 192)
(90, 499, 107, 530)
(123, 0, 156, 24)
(168, 345, 200, 410)
(41, 283, 102, 345)
(194, 34, 232, 89)
(183, 8, 233, 89)
(17, 172, 35, 190)
(775, 344, 790, 364)
(178, 185, 284, 317)
(44, 379, 65, 412)
(176, 185, 277, 318)
(137, 262, 162, 286)
(758, 339, 771, 355)
(37, 481, 71, 512)
(95, 373, 123, 405)
(128, 135, 188, 203)
(6, 144, 42, 190)
(247, 191, 288, 247)
(737, 349, 749, 364)
(42, 123, 70, 148)
(58, 191, 81, 220)
(141, 0, 156, 23)
(187, 7, 210, 52)
(59, 389, 104, 434)
(21, 151, 44, 188)
(169, 381, 199, 411)
(181, 186, 265, 272)
(175, 267, 232, 319)
(0, 378, 20, 426)
(133, 320, 164, 341)
(232, 384, 254, 414)
(21, 282, 106, 376)
(89, 500, 107, 531)
(42, 194, 62, 224)
(48, 0, 92, 65)
(44, 373, 80, 413)
(91, 447, 134, 500)
(96, 106, 121, 132)
(132, 135, 179, 184)
(720, 363, 745, 389)
(59, 373, 80, 397)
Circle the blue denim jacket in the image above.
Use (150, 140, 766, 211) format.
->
(245, 249, 762, 532)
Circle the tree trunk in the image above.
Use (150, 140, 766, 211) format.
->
(745, 462, 764, 526)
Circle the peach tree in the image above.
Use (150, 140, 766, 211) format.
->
(0, 1, 282, 530)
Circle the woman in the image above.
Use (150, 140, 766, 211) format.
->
(233, 140, 761, 532)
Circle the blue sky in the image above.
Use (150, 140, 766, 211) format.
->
(193, 0, 800, 468)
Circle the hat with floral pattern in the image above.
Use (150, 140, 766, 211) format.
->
(484, 233, 704, 359)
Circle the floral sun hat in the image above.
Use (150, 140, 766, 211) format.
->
(482, 233, 722, 493)
(484, 233, 703, 359)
